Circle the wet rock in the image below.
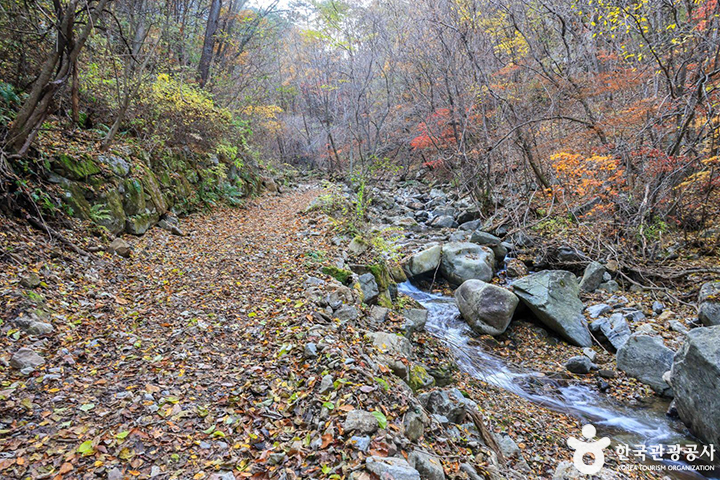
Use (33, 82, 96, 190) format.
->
(366, 456, 421, 480)
(358, 273, 380, 304)
(698, 281, 720, 326)
(109, 237, 131, 257)
(409, 450, 445, 480)
(590, 313, 631, 351)
(439, 242, 495, 285)
(617, 334, 674, 397)
(454, 280, 518, 336)
(579, 261, 606, 292)
(565, 356, 593, 374)
(344, 409, 380, 434)
(671, 325, 720, 446)
(403, 245, 442, 278)
(366, 332, 413, 358)
(10, 348, 45, 370)
(512, 271, 592, 347)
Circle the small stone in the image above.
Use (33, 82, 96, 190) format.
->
(334, 305, 359, 322)
(582, 347, 597, 362)
(304, 343, 318, 359)
(597, 379, 611, 392)
(598, 280, 620, 293)
(599, 369, 617, 378)
(586, 304, 612, 318)
(349, 435, 371, 452)
(319, 374, 334, 394)
(652, 301, 665, 315)
(10, 348, 45, 370)
(19, 272, 41, 289)
(368, 305, 389, 324)
(344, 409, 380, 434)
(669, 320, 689, 334)
(109, 237, 131, 257)
(565, 356, 593, 374)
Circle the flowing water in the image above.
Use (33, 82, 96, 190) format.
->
(398, 281, 719, 479)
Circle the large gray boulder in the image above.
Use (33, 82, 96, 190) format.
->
(439, 242, 494, 285)
(617, 334, 674, 397)
(511, 271, 592, 347)
(469, 231, 508, 260)
(670, 325, 720, 446)
(579, 261, 606, 292)
(454, 280, 518, 336)
(698, 281, 720, 326)
(403, 245, 442, 278)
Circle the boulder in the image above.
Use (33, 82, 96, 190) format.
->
(439, 242, 494, 285)
(418, 388, 476, 424)
(14, 315, 54, 336)
(357, 273, 380, 304)
(403, 308, 428, 338)
(698, 281, 720, 326)
(469, 231, 508, 260)
(334, 305, 359, 322)
(343, 409, 380, 434)
(454, 280, 518, 336)
(511, 271, 592, 347)
(670, 325, 720, 446)
(589, 313, 631, 351)
(586, 304, 612, 318)
(408, 364, 436, 392)
(579, 261, 606, 292)
(408, 450, 446, 480)
(616, 334, 674, 396)
(10, 348, 45, 370)
(429, 215, 456, 229)
(404, 408, 427, 442)
(403, 245, 442, 278)
(366, 456, 421, 480)
(366, 332, 413, 358)
(565, 356, 594, 374)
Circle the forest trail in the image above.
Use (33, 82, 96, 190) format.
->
(2, 188, 360, 479)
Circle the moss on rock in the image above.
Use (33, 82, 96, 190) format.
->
(322, 265, 353, 284)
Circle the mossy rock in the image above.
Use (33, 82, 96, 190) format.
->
(61, 181, 93, 219)
(93, 189, 126, 235)
(377, 290, 394, 309)
(126, 211, 160, 235)
(54, 153, 100, 180)
(368, 263, 393, 292)
(322, 265, 353, 284)
(429, 362, 458, 387)
(122, 178, 146, 216)
(140, 168, 167, 213)
(408, 364, 436, 392)
(389, 263, 408, 283)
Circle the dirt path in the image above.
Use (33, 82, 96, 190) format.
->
(2, 188, 354, 479)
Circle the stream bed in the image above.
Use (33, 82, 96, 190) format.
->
(398, 281, 719, 479)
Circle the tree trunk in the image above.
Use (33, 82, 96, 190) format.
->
(198, 0, 222, 88)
